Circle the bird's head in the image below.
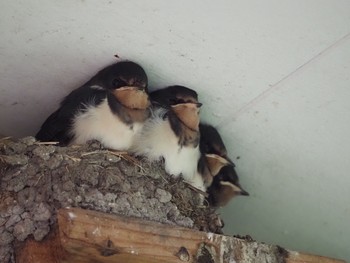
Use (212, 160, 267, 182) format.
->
(106, 61, 150, 110)
(150, 85, 200, 108)
(208, 165, 249, 207)
(199, 124, 232, 162)
(205, 153, 231, 176)
(171, 101, 202, 131)
(150, 85, 202, 131)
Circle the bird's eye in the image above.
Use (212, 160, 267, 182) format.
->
(170, 98, 185, 105)
(169, 98, 178, 104)
(112, 78, 127, 88)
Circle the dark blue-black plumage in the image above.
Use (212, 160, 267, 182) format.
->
(36, 61, 149, 147)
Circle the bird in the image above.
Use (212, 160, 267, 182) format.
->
(130, 85, 205, 190)
(207, 165, 249, 207)
(199, 123, 234, 165)
(149, 85, 199, 108)
(192, 123, 233, 189)
(198, 123, 249, 206)
(35, 60, 150, 150)
(197, 152, 231, 188)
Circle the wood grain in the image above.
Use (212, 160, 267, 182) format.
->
(16, 207, 346, 263)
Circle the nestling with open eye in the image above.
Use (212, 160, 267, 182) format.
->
(36, 60, 150, 150)
(130, 85, 205, 191)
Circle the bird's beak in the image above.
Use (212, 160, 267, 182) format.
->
(117, 86, 146, 92)
(171, 102, 202, 108)
(225, 157, 235, 166)
(239, 189, 250, 196)
(235, 182, 249, 196)
(205, 153, 231, 176)
(220, 181, 249, 196)
(171, 102, 200, 131)
(113, 86, 150, 109)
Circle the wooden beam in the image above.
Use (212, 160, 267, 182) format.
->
(16, 207, 346, 263)
(57, 208, 345, 263)
(57, 207, 220, 263)
(15, 227, 65, 263)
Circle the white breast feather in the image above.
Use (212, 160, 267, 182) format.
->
(71, 99, 143, 150)
(131, 108, 202, 188)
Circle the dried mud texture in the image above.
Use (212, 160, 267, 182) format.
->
(231, 238, 288, 263)
(0, 137, 222, 263)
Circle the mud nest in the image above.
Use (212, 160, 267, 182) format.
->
(0, 136, 223, 262)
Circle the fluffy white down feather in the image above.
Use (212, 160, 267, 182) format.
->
(130, 108, 204, 190)
(71, 98, 143, 150)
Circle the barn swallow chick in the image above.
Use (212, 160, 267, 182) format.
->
(36, 61, 150, 150)
(196, 123, 232, 188)
(198, 123, 249, 206)
(198, 153, 232, 187)
(130, 85, 205, 190)
(199, 123, 234, 165)
(150, 85, 199, 108)
(207, 165, 249, 207)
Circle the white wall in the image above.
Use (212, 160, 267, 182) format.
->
(1, 0, 349, 260)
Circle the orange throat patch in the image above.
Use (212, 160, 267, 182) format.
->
(113, 87, 150, 110)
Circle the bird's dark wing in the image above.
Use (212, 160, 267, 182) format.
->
(35, 85, 106, 145)
(199, 124, 226, 155)
(35, 108, 73, 144)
